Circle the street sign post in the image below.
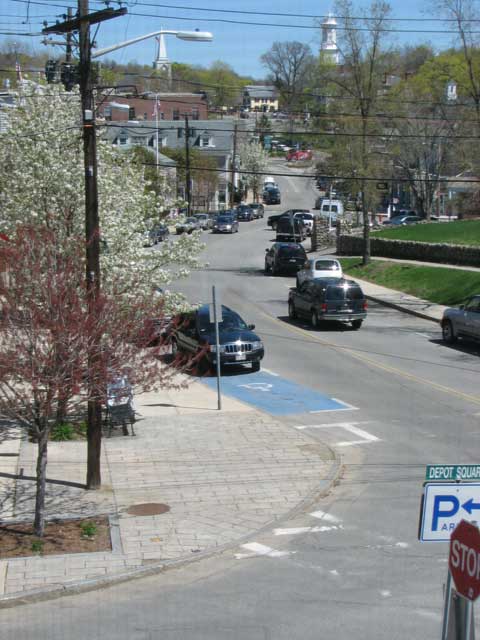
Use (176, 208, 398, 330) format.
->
(419, 483, 480, 541)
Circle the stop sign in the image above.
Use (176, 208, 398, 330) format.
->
(449, 519, 480, 601)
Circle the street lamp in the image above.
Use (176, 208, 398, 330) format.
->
(91, 29, 213, 58)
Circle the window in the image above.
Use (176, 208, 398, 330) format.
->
(191, 107, 199, 120)
(200, 135, 212, 147)
(128, 107, 135, 120)
(177, 128, 184, 139)
(173, 109, 180, 120)
(119, 135, 128, 145)
(104, 105, 112, 121)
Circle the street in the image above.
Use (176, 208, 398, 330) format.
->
(2, 160, 480, 639)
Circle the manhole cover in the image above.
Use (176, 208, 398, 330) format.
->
(126, 503, 170, 516)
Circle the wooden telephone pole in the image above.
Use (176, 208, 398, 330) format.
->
(43, 2, 126, 490)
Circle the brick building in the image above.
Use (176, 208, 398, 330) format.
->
(98, 92, 208, 122)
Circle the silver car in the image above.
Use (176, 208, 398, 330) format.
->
(441, 295, 480, 343)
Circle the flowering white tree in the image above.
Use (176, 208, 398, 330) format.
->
(238, 141, 269, 202)
(0, 85, 204, 311)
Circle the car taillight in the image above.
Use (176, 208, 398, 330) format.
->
(321, 303, 327, 313)
(363, 301, 368, 310)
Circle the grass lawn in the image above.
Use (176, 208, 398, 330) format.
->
(373, 219, 480, 246)
(339, 258, 480, 306)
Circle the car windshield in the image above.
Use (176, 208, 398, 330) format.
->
(217, 216, 232, 223)
(186, 217, 197, 223)
(198, 307, 248, 333)
(278, 247, 305, 258)
(326, 285, 363, 300)
(296, 214, 313, 220)
(314, 260, 340, 271)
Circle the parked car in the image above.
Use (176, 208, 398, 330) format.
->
(249, 203, 265, 219)
(382, 214, 423, 226)
(236, 205, 254, 221)
(318, 199, 344, 222)
(441, 295, 480, 344)
(143, 223, 169, 247)
(275, 214, 307, 242)
(288, 278, 367, 330)
(265, 242, 307, 276)
(212, 214, 239, 234)
(193, 213, 212, 230)
(176, 217, 200, 234)
(268, 209, 309, 230)
(286, 149, 313, 162)
(171, 304, 264, 372)
(263, 187, 281, 205)
(296, 258, 343, 286)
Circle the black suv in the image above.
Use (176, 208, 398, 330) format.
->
(288, 278, 367, 329)
(263, 187, 281, 205)
(265, 242, 307, 276)
(171, 304, 264, 372)
(236, 205, 254, 221)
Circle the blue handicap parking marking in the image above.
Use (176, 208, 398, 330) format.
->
(201, 371, 351, 415)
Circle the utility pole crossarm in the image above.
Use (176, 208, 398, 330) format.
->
(42, 7, 127, 35)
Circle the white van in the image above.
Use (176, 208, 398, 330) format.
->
(320, 199, 344, 222)
(264, 176, 276, 187)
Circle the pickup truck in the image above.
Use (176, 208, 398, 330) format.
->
(288, 278, 367, 330)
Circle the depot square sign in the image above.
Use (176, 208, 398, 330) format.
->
(449, 519, 480, 601)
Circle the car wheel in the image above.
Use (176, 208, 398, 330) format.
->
(351, 319, 363, 330)
(251, 361, 261, 372)
(311, 309, 319, 329)
(264, 261, 270, 274)
(288, 301, 297, 319)
(442, 320, 457, 344)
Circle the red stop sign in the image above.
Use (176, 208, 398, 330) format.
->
(449, 519, 480, 601)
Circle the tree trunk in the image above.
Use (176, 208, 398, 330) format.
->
(34, 426, 49, 537)
(86, 399, 102, 489)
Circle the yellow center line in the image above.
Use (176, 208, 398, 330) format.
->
(256, 307, 480, 407)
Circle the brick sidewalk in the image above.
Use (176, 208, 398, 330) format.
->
(0, 378, 338, 604)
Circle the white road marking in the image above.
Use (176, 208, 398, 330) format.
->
(310, 510, 341, 524)
(329, 569, 339, 576)
(331, 398, 359, 410)
(380, 590, 392, 598)
(262, 368, 280, 377)
(235, 542, 293, 560)
(415, 332, 433, 338)
(274, 525, 343, 536)
(395, 541, 409, 548)
(295, 422, 379, 446)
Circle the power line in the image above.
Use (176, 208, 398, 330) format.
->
(111, 1, 480, 24)
(143, 160, 480, 184)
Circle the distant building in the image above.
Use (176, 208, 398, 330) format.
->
(243, 85, 278, 112)
(98, 92, 208, 122)
(103, 119, 246, 210)
(321, 13, 340, 64)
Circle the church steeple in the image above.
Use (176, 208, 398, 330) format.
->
(321, 13, 340, 64)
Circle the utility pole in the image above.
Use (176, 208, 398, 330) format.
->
(65, 7, 73, 63)
(184, 113, 192, 215)
(43, 1, 126, 491)
(229, 124, 238, 209)
(79, 0, 102, 490)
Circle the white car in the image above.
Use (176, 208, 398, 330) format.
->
(296, 258, 343, 285)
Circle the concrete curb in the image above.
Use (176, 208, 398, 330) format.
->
(365, 294, 441, 324)
(0, 444, 342, 610)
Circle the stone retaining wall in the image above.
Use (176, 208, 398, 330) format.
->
(336, 234, 480, 267)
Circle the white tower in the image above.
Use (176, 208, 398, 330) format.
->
(153, 33, 172, 84)
(321, 13, 340, 64)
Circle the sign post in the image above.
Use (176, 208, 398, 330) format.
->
(211, 286, 222, 411)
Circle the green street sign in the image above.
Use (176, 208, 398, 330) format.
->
(425, 465, 480, 481)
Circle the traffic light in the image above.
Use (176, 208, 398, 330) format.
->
(45, 60, 59, 83)
(60, 63, 79, 91)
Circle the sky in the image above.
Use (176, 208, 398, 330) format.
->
(1, 0, 462, 79)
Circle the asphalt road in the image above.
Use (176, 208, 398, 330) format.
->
(3, 159, 480, 639)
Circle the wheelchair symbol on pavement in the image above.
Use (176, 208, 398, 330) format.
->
(238, 382, 273, 392)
